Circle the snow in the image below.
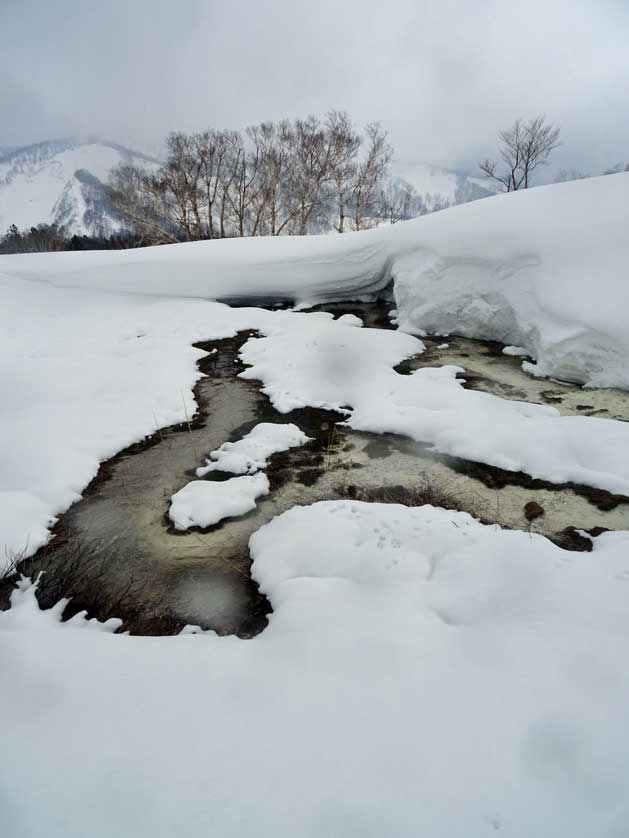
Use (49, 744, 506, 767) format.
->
(0, 139, 158, 236)
(2, 173, 629, 836)
(391, 173, 629, 389)
(3, 259, 629, 567)
(197, 422, 311, 476)
(2, 172, 628, 388)
(0, 270, 418, 563)
(394, 161, 493, 206)
(2, 502, 629, 837)
(169, 472, 270, 530)
(240, 329, 629, 495)
(503, 345, 529, 356)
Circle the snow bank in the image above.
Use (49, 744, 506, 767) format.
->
(0, 225, 392, 305)
(169, 473, 270, 530)
(2, 173, 628, 387)
(2, 502, 629, 837)
(197, 422, 311, 476)
(390, 173, 629, 389)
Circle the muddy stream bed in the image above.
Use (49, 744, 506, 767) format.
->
(7, 302, 629, 636)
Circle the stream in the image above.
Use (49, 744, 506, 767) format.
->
(10, 301, 629, 636)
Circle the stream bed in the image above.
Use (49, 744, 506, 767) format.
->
(9, 302, 629, 636)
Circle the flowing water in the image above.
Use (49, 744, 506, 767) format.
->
(11, 302, 629, 635)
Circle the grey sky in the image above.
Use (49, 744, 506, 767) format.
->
(1, 0, 627, 175)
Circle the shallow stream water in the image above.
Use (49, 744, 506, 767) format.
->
(12, 302, 629, 635)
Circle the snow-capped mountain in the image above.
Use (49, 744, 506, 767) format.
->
(0, 139, 160, 237)
(388, 161, 495, 215)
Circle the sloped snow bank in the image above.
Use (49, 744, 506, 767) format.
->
(2, 502, 629, 837)
(0, 225, 393, 305)
(1, 173, 628, 388)
(390, 173, 629, 389)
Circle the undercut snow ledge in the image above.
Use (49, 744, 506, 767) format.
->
(389, 173, 629, 389)
(3, 174, 627, 389)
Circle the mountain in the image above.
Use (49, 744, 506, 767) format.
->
(387, 161, 495, 216)
(0, 138, 160, 237)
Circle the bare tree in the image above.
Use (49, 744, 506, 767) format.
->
(109, 111, 398, 242)
(351, 123, 393, 230)
(325, 110, 361, 233)
(479, 115, 561, 191)
(193, 129, 234, 238)
(284, 116, 334, 234)
(108, 163, 180, 244)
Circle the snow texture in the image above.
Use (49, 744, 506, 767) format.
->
(240, 329, 629, 495)
(391, 173, 629, 389)
(197, 422, 311, 476)
(3, 263, 629, 566)
(2, 173, 628, 388)
(2, 502, 629, 837)
(169, 472, 270, 530)
(0, 139, 159, 236)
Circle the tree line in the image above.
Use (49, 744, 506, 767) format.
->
(108, 112, 394, 243)
(0, 223, 146, 255)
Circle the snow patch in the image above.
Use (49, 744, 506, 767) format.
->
(169, 472, 270, 530)
(197, 422, 311, 476)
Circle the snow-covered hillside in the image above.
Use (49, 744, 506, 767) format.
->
(390, 161, 495, 213)
(0, 139, 159, 236)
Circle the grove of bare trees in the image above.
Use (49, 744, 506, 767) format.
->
(108, 112, 394, 244)
(479, 115, 561, 191)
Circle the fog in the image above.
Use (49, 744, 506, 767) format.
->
(1, 0, 627, 175)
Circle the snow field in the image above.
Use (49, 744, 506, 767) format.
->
(2, 502, 629, 837)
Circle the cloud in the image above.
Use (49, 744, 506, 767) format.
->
(1, 0, 627, 175)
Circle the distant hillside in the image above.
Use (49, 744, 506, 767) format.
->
(0, 139, 160, 237)
(387, 162, 495, 216)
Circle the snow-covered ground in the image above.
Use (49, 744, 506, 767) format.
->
(3, 238, 629, 564)
(2, 173, 629, 837)
(2, 503, 629, 837)
(2, 172, 628, 387)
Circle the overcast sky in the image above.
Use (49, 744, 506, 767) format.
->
(1, 0, 627, 175)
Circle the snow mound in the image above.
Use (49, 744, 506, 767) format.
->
(3, 502, 629, 836)
(4, 173, 627, 388)
(169, 472, 270, 530)
(390, 173, 629, 389)
(197, 422, 311, 476)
